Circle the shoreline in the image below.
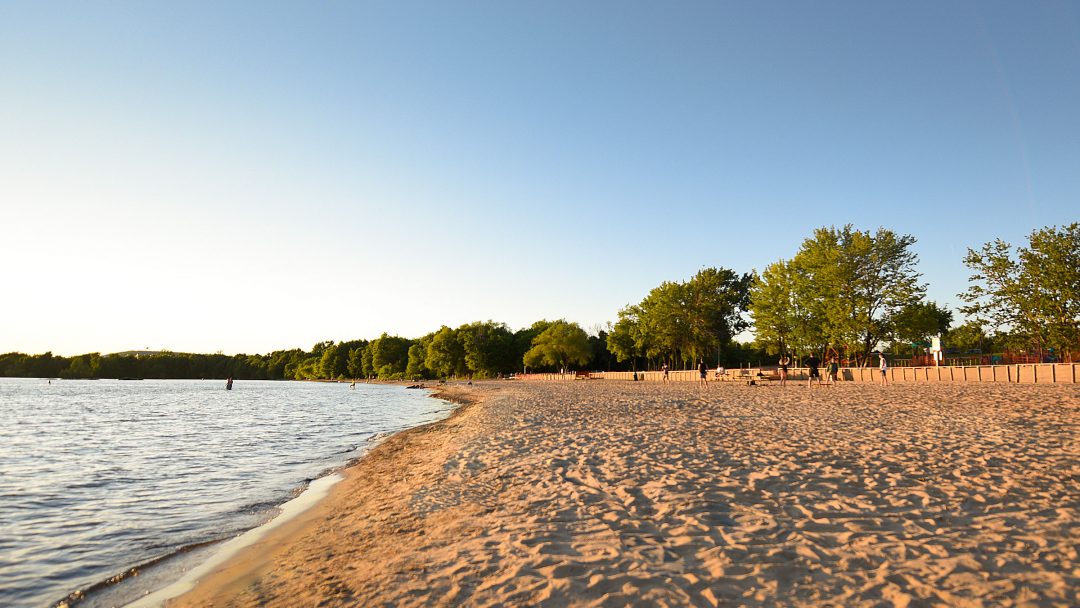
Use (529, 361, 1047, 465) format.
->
(166, 381, 1078, 607)
(126, 473, 345, 607)
(157, 383, 481, 607)
(60, 383, 466, 608)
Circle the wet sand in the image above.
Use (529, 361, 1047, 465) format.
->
(171, 381, 1079, 607)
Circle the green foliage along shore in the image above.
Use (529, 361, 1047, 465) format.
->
(4, 223, 1077, 380)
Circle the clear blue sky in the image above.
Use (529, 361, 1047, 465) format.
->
(2, 1, 1078, 355)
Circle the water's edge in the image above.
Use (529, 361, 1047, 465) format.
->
(50, 388, 455, 608)
(125, 472, 344, 607)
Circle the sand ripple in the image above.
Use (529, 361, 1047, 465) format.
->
(174, 382, 1079, 607)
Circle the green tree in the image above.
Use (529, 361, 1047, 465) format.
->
(319, 343, 341, 379)
(523, 320, 591, 372)
(607, 307, 644, 369)
(586, 325, 614, 371)
(406, 343, 427, 379)
(892, 301, 953, 346)
(459, 321, 515, 377)
(425, 326, 466, 378)
(943, 319, 997, 354)
(749, 259, 805, 356)
(684, 267, 752, 359)
(360, 346, 375, 378)
(616, 267, 751, 368)
(512, 320, 553, 370)
(370, 333, 412, 378)
(756, 226, 923, 364)
(960, 223, 1080, 355)
(347, 346, 365, 379)
(405, 333, 433, 379)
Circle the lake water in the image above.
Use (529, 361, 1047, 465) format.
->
(0, 378, 452, 608)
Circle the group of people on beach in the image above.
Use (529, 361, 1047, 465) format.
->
(780, 352, 889, 387)
(652, 352, 891, 387)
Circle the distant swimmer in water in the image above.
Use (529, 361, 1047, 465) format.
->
(225, 377, 233, 390)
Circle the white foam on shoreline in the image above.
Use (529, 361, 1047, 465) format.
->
(124, 472, 343, 608)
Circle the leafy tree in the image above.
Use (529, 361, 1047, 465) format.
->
(510, 320, 554, 373)
(269, 349, 304, 379)
(749, 260, 802, 356)
(403, 333, 432, 379)
(347, 346, 364, 378)
(361, 346, 375, 378)
(61, 353, 100, 379)
(406, 343, 428, 379)
(960, 223, 1080, 355)
(892, 301, 953, 345)
(523, 320, 591, 371)
(319, 343, 341, 379)
(684, 267, 752, 358)
(801, 226, 922, 361)
(293, 356, 321, 380)
(751, 226, 923, 364)
(586, 325, 614, 371)
(607, 307, 644, 369)
(943, 319, 997, 354)
(309, 340, 334, 359)
(459, 321, 515, 377)
(425, 326, 466, 378)
(370, 333, 412, 378)
(615, 267, 751, 368)
(638, 281, 691, 364)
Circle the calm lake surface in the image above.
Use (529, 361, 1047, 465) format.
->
(0, 378, 452, 608)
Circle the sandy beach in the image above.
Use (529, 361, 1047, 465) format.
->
(170, 381, 1079, 607)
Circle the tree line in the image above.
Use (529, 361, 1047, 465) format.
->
(3, 223, 1076, 379)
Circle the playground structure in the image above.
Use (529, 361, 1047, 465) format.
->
(895, 347, 1075, 367)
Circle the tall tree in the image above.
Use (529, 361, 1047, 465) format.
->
(347, 346, 365, 379)
(942, 320, 998, 354)
(776, 225, 923, 363)
(684, 267, 752, 359)
(319, 343, 342, 379)
(749, 259, 804, 356)
(892, 301, 953, 346)
(960, 223, 1080, 355)
(607, 306, 644, 369)
(425, 326, 466, 378)
(406, 343, 428, 379)
(370, 333, 412, 378)
(458, 321, 515, 377)
(523, 320, 592, 372)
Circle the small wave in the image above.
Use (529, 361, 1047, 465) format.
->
(52, 537, 226, 608)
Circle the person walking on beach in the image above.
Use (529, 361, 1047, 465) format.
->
(698, 358, 708, 386)
(778, 355, 789, 387)
(879, 353, 889, 386)
(662, 363, 670, 383)
(225, 376, 233, 390)
(806, 353, 821, 387)
(827, 357, 839, 385)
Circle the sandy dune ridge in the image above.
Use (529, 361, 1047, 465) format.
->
(173, 381, 1079, 607)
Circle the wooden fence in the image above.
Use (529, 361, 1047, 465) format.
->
(517, 363, 1078, 384)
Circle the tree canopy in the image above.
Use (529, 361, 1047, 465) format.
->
(750, 225, 925, 363)
(960, 223, 1080, 355)
(607, 268, 752, 369)
(523, 320, 592, 371)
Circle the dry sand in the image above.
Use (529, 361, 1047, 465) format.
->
(171, 381, 1079, 607)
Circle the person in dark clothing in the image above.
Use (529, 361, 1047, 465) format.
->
(806, 354, 821, 387)
(698, 358, 708, 387)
